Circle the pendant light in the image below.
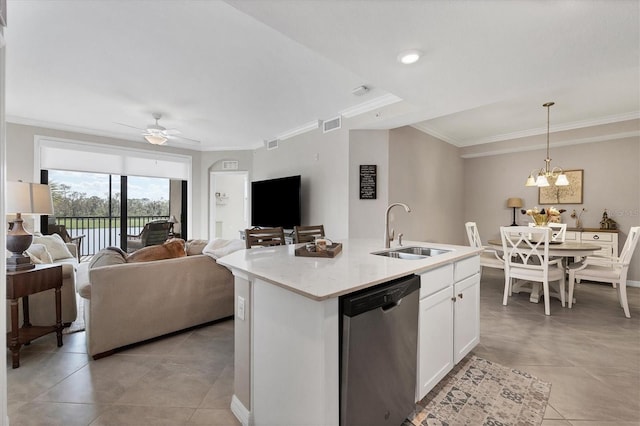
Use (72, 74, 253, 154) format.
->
(525, 102, 569, 187)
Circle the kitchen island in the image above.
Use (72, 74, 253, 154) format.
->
(217, 238, 482, 426)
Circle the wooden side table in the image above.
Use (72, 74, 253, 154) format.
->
(6, 263, 64, 368)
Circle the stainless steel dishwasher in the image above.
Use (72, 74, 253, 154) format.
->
(340, 274, 420, 426)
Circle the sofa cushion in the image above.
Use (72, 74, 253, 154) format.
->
(185, 239, 208, 256)
(127, 239, 186, 263)
(90, 247, 128, 269)
(25, 243, 54, 264)
(32, 234, 74, 261)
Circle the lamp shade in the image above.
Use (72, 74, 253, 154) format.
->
(145, 134, 168, 145)
(507, 198, 523, 208)
(6, 182, 54, 215)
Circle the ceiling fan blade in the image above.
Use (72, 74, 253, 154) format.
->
(164, 129, 181, 135)
(114, 122, 146, 131)
(169, 134, 201, 145)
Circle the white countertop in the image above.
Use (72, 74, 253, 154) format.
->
(217, 238, 482, 300)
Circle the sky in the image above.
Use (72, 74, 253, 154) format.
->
(48, 170, 169, 201)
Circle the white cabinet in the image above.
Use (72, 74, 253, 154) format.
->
(453, 274, 480, 364)
(416, 256, 480, 401)
(567, 229, 619, 268)
(417, 284, 454, 400)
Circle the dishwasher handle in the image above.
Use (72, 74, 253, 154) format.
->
(342, 274, 420, 317)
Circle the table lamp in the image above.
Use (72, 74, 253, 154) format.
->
(6, 182, 54, 271)
(507, 197, 523, 226)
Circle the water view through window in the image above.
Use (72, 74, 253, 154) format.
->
(48, 170, 170, 256)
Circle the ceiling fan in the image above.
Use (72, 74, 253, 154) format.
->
(116, 113, 200, 146)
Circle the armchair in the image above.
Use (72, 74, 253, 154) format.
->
(568, 226, 639, 318)
(127, 220, 171, 252)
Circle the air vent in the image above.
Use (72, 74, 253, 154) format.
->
(265, 139, 279, 150)
(222, 161, 239, 170)
(321, 116, 342, 133)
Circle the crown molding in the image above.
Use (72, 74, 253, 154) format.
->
(460, 131, 640, 159)
(276, 120, 319, 140)
(411, 111, 640, 148)
(340, 93, 402, 118)
(461, 111, 640, 147)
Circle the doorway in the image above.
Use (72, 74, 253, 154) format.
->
(209, 171, 248, 240)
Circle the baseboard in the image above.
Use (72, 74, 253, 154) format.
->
(231, 394, 251, 426)
(627, 280, 639, 288)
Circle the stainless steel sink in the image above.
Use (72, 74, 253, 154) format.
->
(394, 246, 452, 257)
(372, 246, 453, 260)
(373, 251, 427, 260)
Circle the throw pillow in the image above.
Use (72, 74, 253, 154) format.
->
(127, 239, 186, 263)
(25, 243, 54, 264)
(32, 234, 74, 261)
(202, 238, 245, 259)
(90, 247, 127, 269)
(185, 239, 208, 256)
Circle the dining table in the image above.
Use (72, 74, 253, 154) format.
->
(487, 239, 601, 304)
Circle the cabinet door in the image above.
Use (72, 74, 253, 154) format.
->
(454, 273, 480, 364)
(417, 286, 453, 401)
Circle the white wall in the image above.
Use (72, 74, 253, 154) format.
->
(0, 26, 9, 426)
(348, 129, 389, 238)
(463, 122, 640, 281)
(252, 126, 350, 239)
(389, 126, 466, 245)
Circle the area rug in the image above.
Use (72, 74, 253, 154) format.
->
(62, 295, 85, 334)
(404, 355, 551, 426)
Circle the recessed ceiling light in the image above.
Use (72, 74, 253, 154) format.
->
(397, 49, 422, 65)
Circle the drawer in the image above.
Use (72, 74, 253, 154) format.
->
(581, 232, 614, 242)
(454, 255, 481, 282)
(419, 264, 453, 299)
(564, 231, 578, 241)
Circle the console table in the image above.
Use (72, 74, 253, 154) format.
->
(566, 228, 619, 263)
(6, 264, 64, 368)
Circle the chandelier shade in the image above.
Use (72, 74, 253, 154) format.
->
(525, 102, 569, 188)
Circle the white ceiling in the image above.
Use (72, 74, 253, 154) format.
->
(4, 0, 639, 151)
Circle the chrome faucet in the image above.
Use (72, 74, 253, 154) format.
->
(384, 203, 411, 248)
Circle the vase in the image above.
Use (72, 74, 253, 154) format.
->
(532, 215, 548, 227)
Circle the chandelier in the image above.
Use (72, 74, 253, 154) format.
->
(525, 102, 569, 187)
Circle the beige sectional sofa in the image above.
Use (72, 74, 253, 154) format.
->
(76, 248, 234, 359)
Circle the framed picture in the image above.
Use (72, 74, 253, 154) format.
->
(539, 169, 583, 205)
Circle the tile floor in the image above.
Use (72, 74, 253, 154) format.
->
(6, 269, 640, 425)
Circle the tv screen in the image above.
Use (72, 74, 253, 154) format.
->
(251, 175, 301, 229)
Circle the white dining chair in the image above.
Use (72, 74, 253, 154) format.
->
(568, 226, 639, 318)
(465, 222, 504, 273)
(528, 222, 567, 242)
(501, 226, 566, 316)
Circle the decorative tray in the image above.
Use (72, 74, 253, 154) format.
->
(294, 243, 343, 258)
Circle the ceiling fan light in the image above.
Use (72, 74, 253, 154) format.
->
(536, 174, 550, 187)
(555, 173, 569, 186)
(144, 135, 168, 145)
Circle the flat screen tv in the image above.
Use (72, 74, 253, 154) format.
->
(251, 175, 301, 229)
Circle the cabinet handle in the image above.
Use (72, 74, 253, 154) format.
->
(451, 297, 457, 302)
(593, 235, 600, 240)
(458, 293, 464, 299)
